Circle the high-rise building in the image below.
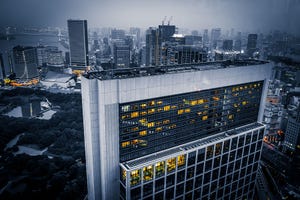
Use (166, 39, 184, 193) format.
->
(223, 40, 233, 51)
(114, 45, 131, 68)
(67, 19, 89, 69)
(203, 29, 209, 47)
(146, 27, 159, 66)
(12, 45, 38, 80)
(283, 106, 300, 151)
(211, 28, 221, 49)
(81, 60, 272, 200)
(247, 34, 258, 57)
(161, 45, 207, 65)
(111, 29, 126, 40)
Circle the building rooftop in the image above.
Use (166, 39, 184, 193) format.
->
(84, 59, 269, 81)
(122, 122, 264, 170)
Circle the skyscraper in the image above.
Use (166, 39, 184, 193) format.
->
(223, 40, 233, 51)
(211, 28, 221, 49)
(146, 27, 159, 66)
(247, 34, 258, 57)
(114, 45, 131, 68)
(81, 60, 272, 199)
(12, 46, 38, 80)
(67, 19, 89, 70)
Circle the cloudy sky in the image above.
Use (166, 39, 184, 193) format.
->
(1, 0, 300, 34)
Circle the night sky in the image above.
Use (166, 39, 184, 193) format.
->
(1, 0, 300, 34)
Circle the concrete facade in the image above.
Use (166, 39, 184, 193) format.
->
(81, 62, 273, 199)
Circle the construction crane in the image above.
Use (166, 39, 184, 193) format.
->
(168, 16, 173, 25)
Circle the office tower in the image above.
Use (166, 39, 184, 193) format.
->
(158, 25, 176, 43)
(146, 27, 159, 66)
(12, 45, 38, 80)
(0, 53, 5, 79)
(211, 28, 221, 49)
(161, 45, 207, 65)
(184, 35, 202, 46)
(114, 45, 130, 68)
(283, 106, 300, 151)
(247, 34, 258, 57)
(111, 29, 126, 40)
(223, 40, 233, 51)
(234, 40, 242, 51)
(203, 29, 209, 47)
(81, 60, 272, 200)
(67, 19, 89, 69)
(191, 30, 199, 36)
(46, 48, 64, 72)
(36, 45, 47, 67)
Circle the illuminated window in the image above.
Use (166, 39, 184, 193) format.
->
(198, 99, 204, 104)
(163, 119, 170, 124)
(148, 122, 155, 128)
(156, 121, 162, 126)
(155, 161, 165, 177)
(204, 104, 209, 109)
(130, 170, 141, 186)
(140, 103, 147, 109)
(131, 127, 139, 131)
(148, 101, 155, 106)
(228, 114, 234, 120)
(178, 109, 184, 115)
(212, 96, 220, 101)
(131, 112, 139, 118)
(164, 105, 170, 111)
(171, 105, 177, 109)
(140, 111, 147, 116)
(234, 103, 238, 108)
(157, 100, 163, 105)
(202, 115, 208, 121)
(242, 101, 247, 106)
(121, 105, 130, 112)
(122, 168, 126, 182)
(167, 158, 176, 172)
(143, 165, 153, 181)
(185, 108, 191, 113)
(156, 127, 162, 132)
(121, 114, 129, 120)
(190, 119, 196, 124)
(157, 107, 163, 112)
(139, 130, 147, 136)
(191, 100, 198, 106)
(121, 141, 130, 148)
(178, 154, 186, 166)
(139, 118, 147, 126)
(215, 143, 222, 156)
(148, 108, 155, 114)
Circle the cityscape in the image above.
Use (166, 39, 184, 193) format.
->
(0, 0, 300, 199)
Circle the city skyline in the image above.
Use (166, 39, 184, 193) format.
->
(1, 0, 300, 35)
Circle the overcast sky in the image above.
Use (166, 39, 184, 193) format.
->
(1, 0, 300, 34)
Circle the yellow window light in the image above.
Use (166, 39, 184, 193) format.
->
(131, 112, 139, 118)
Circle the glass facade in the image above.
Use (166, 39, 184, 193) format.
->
(119, 81, 263, 162)
(120, 125, 265, 200)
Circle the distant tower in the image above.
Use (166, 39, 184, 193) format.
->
(114, 45, 130, 68)
(247, 34, 258, 57)
(12, 46, 38, 80)
(67, 19, 89, 70)
(223, 40, 233, 51)
(211, 28, 221, 49)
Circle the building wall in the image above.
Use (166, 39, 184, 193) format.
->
(81, 62, 272, 200)
(120, 124, 265, 200)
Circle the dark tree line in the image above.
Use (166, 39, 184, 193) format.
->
(0, 87, 87, 199)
